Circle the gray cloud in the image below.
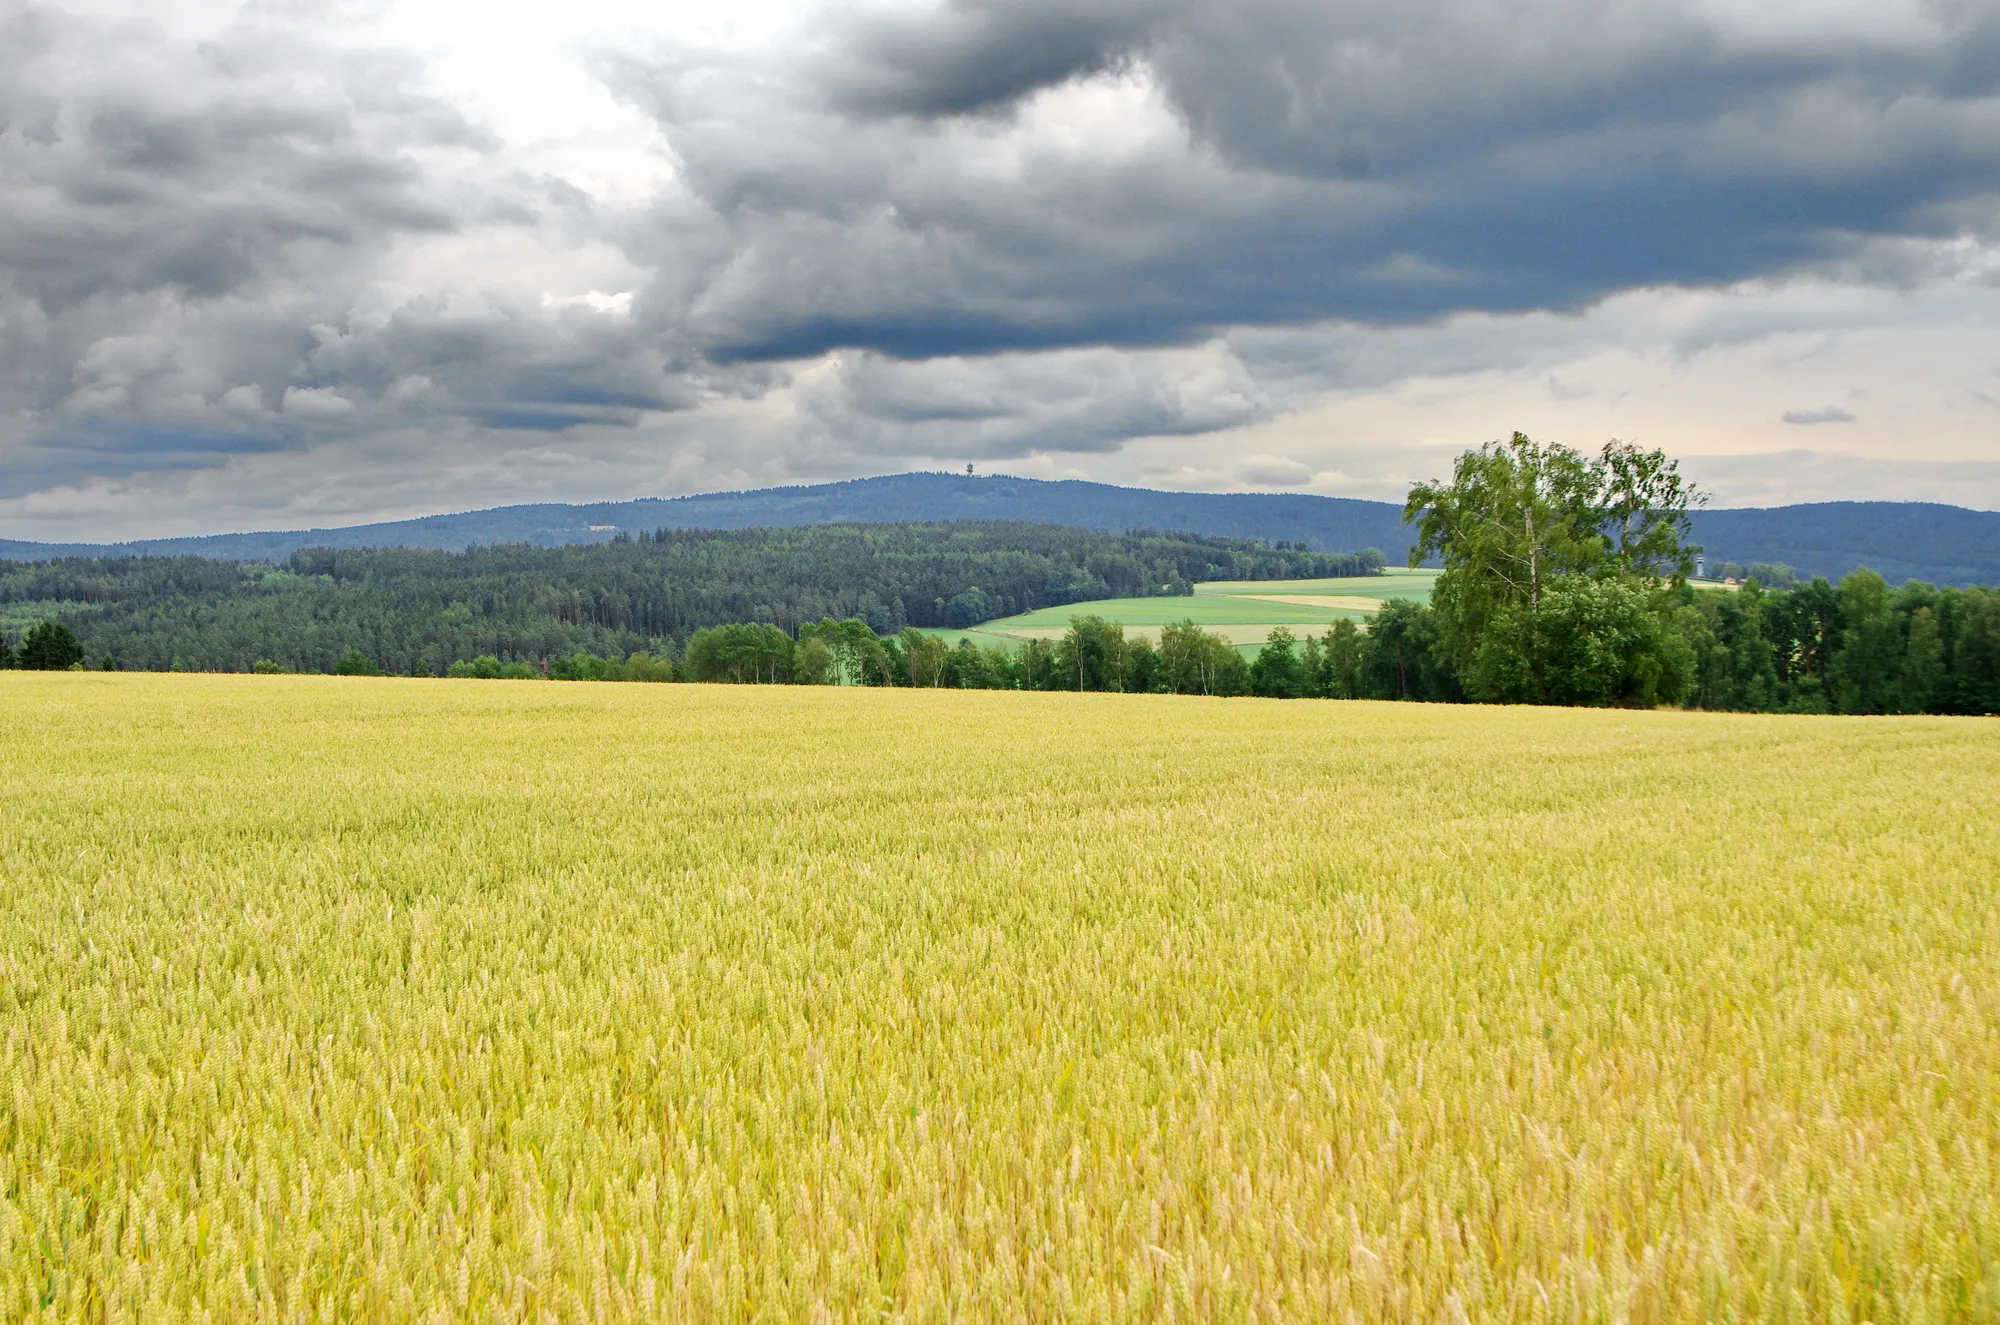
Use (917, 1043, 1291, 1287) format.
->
(1236, 454, 1314, 486)
(793, 341, 1266, 456)
(3, 0, 1999, 533)
(1782, 406, 1858, 424)
(1682, 448, 2000, 506)
(0, 3, 749, 504)
(0, 7, 482, 314)
(604, 0, 2000, 361)
(815, 1, 1156, 117)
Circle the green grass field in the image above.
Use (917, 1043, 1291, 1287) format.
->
(3, 673, 1997, 1319)
(939, 568, 1438, 652)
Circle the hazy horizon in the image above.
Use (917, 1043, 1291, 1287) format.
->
(6, 469, 1997, 551)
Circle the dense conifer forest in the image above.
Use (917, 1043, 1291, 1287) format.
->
(0, 522, 1377, 675)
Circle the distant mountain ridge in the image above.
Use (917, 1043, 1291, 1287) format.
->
(2, 472, 1994, 586)
(1687, 502, 2000, 588)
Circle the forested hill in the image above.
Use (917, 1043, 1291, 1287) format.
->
(2, 522, 1377, 675)
(1691, 503, 2000, 588)
(0, 475, 1411, 564)
(2, 472, 1994, 585)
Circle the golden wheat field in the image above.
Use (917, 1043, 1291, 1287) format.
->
(2, 674, 1997, 1322)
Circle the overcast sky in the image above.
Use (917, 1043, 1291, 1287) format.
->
(3, 0, 1999, 539)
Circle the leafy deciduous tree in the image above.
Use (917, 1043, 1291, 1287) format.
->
(1830, 570, 1902, 715)
(1405, 433, 1703, 705)
(898, 628, 953, 687)
(1158, 619, 1245, 696)
(684, 624, 793, 684)
(1052, 616, 1128, 692)
(1250, 627, 1308, 698)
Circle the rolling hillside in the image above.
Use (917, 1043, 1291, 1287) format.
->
(3, 473, 1993, 585)
(935, 570, 1440, 654)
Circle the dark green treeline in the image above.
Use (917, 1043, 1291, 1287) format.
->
(660, 575, 1999, 716)
(0, 521, 1380, 675)
(8, 569, 1992, 715)
(1228, 572, 2000, 714)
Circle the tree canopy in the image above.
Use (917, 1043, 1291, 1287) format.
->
(1406, 433, 1704, 705)
(15, 621, 84, 670)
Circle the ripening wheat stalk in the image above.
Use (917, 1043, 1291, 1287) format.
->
(1, 673, 1995, 1321)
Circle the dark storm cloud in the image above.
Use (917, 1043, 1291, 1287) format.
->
(0, 2, 709, 494)
(815, 0, 1156, 117)
(6, 0, 2000, 518)
(0, 417, 301, 499)
(605, 0, 2000, 362)
(790, 342, 1265, 457)
(288, 294, 703, 425)
(0, 6, 483, 312)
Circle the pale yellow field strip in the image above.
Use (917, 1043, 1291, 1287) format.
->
(998, 623, 1350, 644)
(1233, 593, 1387, 611)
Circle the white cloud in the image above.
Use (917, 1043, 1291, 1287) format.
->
(1237, 455, 1314, 487)
(217, 384, 266, 417)
(281, 387, 356, 420)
